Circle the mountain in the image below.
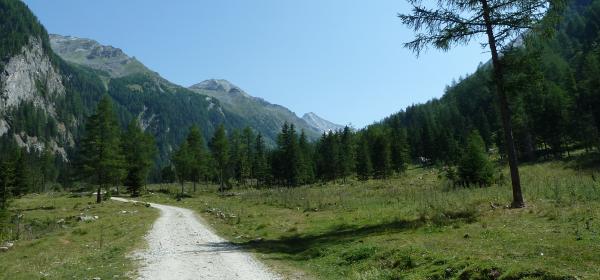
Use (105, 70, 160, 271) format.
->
(49, 33, 336, 144)
(302, 112, 345, 133)
(189, 79, 325, 141)
(0, 0, 342, 173)
(0, 1, 239, 169)
(49, 34, 153, 78)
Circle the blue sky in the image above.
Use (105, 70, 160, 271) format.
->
(24, 0, 489, 128)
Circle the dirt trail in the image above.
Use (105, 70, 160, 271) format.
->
(112, 197, 281, 280)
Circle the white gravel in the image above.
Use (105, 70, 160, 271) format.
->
(112, 197, 281, 280)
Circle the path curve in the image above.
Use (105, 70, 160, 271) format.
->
(112, 197, 281, 280)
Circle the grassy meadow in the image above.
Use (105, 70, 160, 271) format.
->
(142, 158, 600, 279)
(0, 194, 158, 280)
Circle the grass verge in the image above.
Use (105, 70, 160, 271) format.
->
(0, 193, 158, 280)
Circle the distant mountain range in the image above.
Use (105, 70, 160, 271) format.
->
(49, 34, 342, 139)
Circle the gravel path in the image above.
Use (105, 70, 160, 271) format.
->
(112, 197, 281, 280)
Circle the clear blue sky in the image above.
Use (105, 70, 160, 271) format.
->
(24, 0, 488, 128)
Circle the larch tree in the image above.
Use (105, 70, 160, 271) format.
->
(210, 124, 229, 192)
(399, 0, 563, 207)
(186, 125, 208, 192)
(122, 119, 157, 197)
(253, 132, 269, 186)
(172, 141, 192, 195)
(79, 95, 125, 203)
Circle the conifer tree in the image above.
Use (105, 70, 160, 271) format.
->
(210, 124, 229, 192)
(298, 130, 315, 184)
(399, 0, 563, 207)
(241, 127, 255, 184)
(372, 131, 392, 179)
(356, 136, 372, 181)
(172, 141, 191, 194)
(79, 95, 125, 203)
(316, 131, 340, 181)
(283, 124, 301, 186)
(161, 165, 176, 183)
(12, 149, 30, 196)
(228, 129, 245, 184)
(391, 127, 409, 173)
(0, 159, 14, 210)
(185, 125, 208, 192)
(339, 126, 356, 182)
(39, 147, 56, 192)
(253, 133, 269, 186)
(122, 119, 157, 197)
(458, 131, 495, 187)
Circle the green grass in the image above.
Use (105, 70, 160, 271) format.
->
(0, 193, 158, 280)
(142, 160, 600, 279)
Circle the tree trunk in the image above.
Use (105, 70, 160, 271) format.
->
(480, 0, 524, 208)
(96, 186, 102, 203)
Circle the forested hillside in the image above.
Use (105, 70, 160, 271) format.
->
(369, 0, 600, 165)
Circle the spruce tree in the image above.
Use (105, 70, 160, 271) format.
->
(122, 119, 157, 197)
(391, 127, 409, 173)
(356, 136, 372, 181)
(12, 149, 29, 196)
(372, 132, 392, 179)
(161, 165, 176, 183)
(79, 95, 125, 203)
(298, 130, 315, 185)
(283, 124, 301, 186)
(0, 159, 14, 210)
(253, 133, 269, 186)
(458, 131, 495, 187)
(39, 147, 56, 192)
(339, 126, 356, 182)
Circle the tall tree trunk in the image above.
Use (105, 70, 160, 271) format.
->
(96, 186, 102, 203)
(480, 0, 524, 208)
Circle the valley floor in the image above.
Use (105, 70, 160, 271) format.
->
(1, 158, 599, 279)
(142, 159, 600, 279)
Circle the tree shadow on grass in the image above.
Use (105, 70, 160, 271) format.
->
(232, 218, 437, 261)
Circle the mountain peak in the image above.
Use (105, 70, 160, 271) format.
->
(49, 34, 152, 78)
(302, 112, 344, 133)
(189, 79, 252, 98)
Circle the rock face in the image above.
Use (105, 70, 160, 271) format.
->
(0, 36, 70, 159)
(0, 37, 64, 119)
(302, 112, 344, 133)
(49, 34, 151, 78)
